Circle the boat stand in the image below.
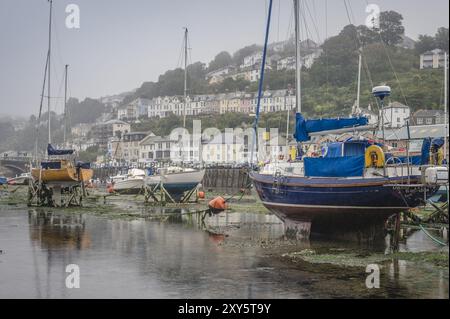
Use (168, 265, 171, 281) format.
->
(179, 186, 199, 204)
(143, 182, 176, 205)
(142, 182, 199, 205)
(27, 180, 86, 208)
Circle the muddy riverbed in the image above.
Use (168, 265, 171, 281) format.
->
(0, 186, 448, 298)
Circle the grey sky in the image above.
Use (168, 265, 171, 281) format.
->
(0, 0, 448, 117)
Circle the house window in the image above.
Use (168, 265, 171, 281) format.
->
(426, 118, 432, 125)
(417, 118, 423, 125)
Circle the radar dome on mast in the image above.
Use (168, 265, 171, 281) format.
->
(372, 86, 391, 100)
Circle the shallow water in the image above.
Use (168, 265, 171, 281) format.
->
(0, 204, 448, 299)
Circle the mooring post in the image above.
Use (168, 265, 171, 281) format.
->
(393, 212, 401, 251)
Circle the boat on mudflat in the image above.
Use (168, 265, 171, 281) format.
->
(112, 168, 145, 194)
(250, 137, 444, 236)
(31, 145, 93, 186)
(145, 167, 205, 201)
(7, 173, 32, 185)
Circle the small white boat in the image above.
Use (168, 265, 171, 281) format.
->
(112, 168, 145, 194)
(8, 173, 32, 185)
(145, 166, 205, 201)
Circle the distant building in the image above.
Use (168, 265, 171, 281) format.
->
(117, 98, 150, 121)
(122, 131, 153, 163)
(377, 124, 448, 157)
(302, 49, 323, 69)
(205, 66, 235, 85)
(240, 52, 263, 69)
(201, 133, 248, 164)
(411, 109, 446, 125)
(71, 123, 93, 138)
(277, 56, 296, 71)
(380, 101, 411, 128)
(420, 49, 446, 69)
(351, 103, 378, 125)
(91, 120, 130, 150)
(139, 135, 174, 164)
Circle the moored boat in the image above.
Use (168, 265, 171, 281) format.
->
(7, 173, 32, 185)
(145, 167, 205, 201)
(248, 1, 448, 239)
(112, 168, 145, 194)
(31, 157, 93, 186)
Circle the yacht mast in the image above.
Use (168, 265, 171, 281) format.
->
(47, 0, 53, 147)
(63, 64, 68, 145)
(444, 52, 448, 164)
(183, 27, 188, 129)
(294, 0, 301, 113)
(356, 52, 362, 110)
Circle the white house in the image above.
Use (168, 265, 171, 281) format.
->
(380, 101, 411, 128)
(201, 133, 248, 164)
(139, 135, 174, 164)
(420, 49, 446, 69)
(277, 56, 296, 71)
(205, 66, 235, 84)
(241, 52, 263, 69)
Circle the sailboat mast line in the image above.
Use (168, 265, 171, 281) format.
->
(294, 0, 301, 114)
(47, 0, 53, 147)
(250, 0, 274, 165)
(34, 51, 50, 162)
(64, 64, 68, 145)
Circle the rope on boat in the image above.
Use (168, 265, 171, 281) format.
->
(419, 224, 448, 246)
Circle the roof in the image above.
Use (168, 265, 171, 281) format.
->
(382, 101, 410, 109)
(377, 124, 449, 140)
(413, 109, 445, 117)
(422, 48, 445, 55)
(103, 119, 129, 126)
(139, 135, 174, 145)
(124, 131, 153, 137)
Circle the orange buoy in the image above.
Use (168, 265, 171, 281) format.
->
(208, 196, 227, 215)
(198, 191, 205, 199)
(107, 185, 114, 194)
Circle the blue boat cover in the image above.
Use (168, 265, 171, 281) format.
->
(0, 177, 7, 185)
(294, 113, 369, 142)
(421, 138, 431, 165)
(431, 137, 444, 148)
(322, 140, 377, 158)
(47, 144, 74, 156)
(41, 161, 62, 169)
(76, 162, 91, 169)
(322, 142, 343, 158)
(304, 155, 365, 177)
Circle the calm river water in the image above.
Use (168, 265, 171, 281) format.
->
(0, 205, 448, 299)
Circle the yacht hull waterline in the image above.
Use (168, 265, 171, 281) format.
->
(250, 172, 437, 236)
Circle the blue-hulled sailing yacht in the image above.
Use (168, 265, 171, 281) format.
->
(249, 0, 446, 238)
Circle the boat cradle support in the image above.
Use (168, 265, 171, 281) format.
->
(27, 180, 86, 208)
(142, 182, 199, 205)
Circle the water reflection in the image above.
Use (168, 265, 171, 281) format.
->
(28, 210, 91, 250)
(0, 206, 447, 298)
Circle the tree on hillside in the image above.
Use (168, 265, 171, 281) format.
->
(435, 27, 449, 52)
(309, 24, 359, 86)
(378, 11, 405, 46)
(208, 51, 232, 72)
(68, 98, 106, 125)
(415, 35, 436, 54)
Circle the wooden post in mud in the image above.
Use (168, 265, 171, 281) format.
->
(393, 212, 402, 251)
